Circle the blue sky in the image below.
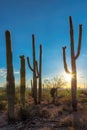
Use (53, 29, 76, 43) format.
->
(0, 0, 87, 87)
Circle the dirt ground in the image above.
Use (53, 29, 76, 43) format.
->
(0, 96, 87, 130)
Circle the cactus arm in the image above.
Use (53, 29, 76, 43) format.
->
(62, 46, 71, 74)
(32, 34, 36, 70)
(27, 57, 34, 72)
(39, 44, 42, 75)
(69, 16, 75, 59)
(69, 16, 74, 33)
(36, 44, 42, 78)
(75, 24, 82, 59)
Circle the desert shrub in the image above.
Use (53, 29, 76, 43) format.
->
(0, 93, 7, 101)
(44, 76, 66, 96)
(24, 105, 41, 117)
(42, 88, 51, 102)
(17, 107, 30, 120)
(50, 88, 57, 103)
(40, 108, 50, 118)
(50, 88, 57, 98)
(59, 115, 72, 127)
(15, 94, 20, 104)
(57, 89, 71, 98)
(0, 101, 7, 110)
(73, 116, 87, 130)
(80, 97, 87, 103)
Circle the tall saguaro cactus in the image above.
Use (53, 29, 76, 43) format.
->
(38, 45, 42, 104)
(27, 35, 42, 104)
(62, 16, 82, 111)
(27, 34, 37, 104)
(20, 55, 26, 109)
(5, 30, 15, 120)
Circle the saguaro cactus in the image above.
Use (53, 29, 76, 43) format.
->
(27, 34, 37, 104)
(20, 55, 26, 109)
(33, 44, 42, 104)
(62, 16, 82, 111)
(37, 45, 42, 104)
(5, 30, 15, 120)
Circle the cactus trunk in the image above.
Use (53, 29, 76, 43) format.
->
(32, 35, 37, 104)
(38, 45, 42, 104)
(71, 56, 77, 110)
(30, 80, 33, 95)
(5, 30, 15, 120)
(20, 55, 26, 109)
(70, 18, 77, 110)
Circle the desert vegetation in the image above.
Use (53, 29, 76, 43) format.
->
(0, 16, 87, 130)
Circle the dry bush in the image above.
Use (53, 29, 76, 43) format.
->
(0, 101, 7, 111)
(77, 103, 83, 110)
(17, 108, 30, 120)
(57, 107, 63, 115)
(16, 105, 40, 120)
(63, 105, 72, 114)
(73, 115, 87, 130)
(40, 108, 51, 118)
(59, 115, 73, 127)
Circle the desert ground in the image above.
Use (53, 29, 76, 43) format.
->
(0, 88, 87, 130)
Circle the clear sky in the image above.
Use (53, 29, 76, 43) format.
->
(0, 0, 87, 87)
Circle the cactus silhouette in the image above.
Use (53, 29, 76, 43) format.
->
(36, 45, 42, 104)
(62, 16, 82, 111)
(27, 34, 37, 104)
(20, 55, 26, 110)
(5, 30, 15, 120)
(27, 35, 42, 104)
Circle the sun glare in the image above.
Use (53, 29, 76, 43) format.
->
(64, 73, 72, 82)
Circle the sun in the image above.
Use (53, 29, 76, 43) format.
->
(64, 73, 72, 82)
